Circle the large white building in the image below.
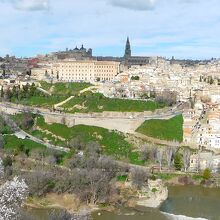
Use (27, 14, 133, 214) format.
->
(55, 60, 120, 82)
(31, 60, 120, 83)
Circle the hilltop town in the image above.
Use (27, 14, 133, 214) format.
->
(0, 38, 220, 218)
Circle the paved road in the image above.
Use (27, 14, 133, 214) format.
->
(0, 102, 183, 120)
(1, 112, 70, 153)
(14, 130, 70, 152)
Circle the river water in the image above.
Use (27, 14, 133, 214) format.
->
(28, 186, 220, 220)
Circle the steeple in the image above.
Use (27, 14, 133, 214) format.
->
(124, 37, 131, 58)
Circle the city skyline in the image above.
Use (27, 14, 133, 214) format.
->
(0, 0, 220, 59)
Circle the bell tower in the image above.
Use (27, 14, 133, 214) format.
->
(124, 37, 131, 58)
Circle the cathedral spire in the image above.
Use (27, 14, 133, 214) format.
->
(124, 37, 131, 58)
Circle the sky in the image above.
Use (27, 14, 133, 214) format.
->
(0, 0, 220, 59)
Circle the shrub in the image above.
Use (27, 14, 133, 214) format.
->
(151, 188, 157, 193)
(3, 156, 13, 168)
(174, 153, 183, 171)
(203, 168, 211, 180)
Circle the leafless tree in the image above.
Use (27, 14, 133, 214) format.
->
(140, 145, 150, 162)
(0, 135, 4, 149)
(166, 147, 174, 170)
(156, 148, 164, 172)
(130, 168, 148, 189)
(68, 136, 85, 150)
(183, 149, 191, 172)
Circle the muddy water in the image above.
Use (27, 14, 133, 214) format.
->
(28, 186, 220, 220)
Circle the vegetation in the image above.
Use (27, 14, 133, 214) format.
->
(154, 173, 180, 181)
(4, 82, 92, 108)
(14, 95, 66, 108)
(174, 152, 183, 170)
(63, 92, 166, 113)
(3, 81, 168, 113)
(136, 115, 183, 142)
(4, 135, 46, 153)
(35, 116, 144, 165)
(203, 168, 212, 180)
(117, 175, 128, 182)
(0, 116, 13, 135)
(40, 81, 92, 96)
(131, 76, 140, 80)
(1, 83, 66, 108)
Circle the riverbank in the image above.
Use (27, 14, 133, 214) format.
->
(24, 184, 220, 220)
(24, 179, 168, 216)
(23, 173, 220, 220)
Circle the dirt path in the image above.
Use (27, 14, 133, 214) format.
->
(54, 96, 75, 109)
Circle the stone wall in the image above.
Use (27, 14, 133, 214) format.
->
(44, 115, 75, 128)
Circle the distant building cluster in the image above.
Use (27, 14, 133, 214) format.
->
(51, 45, 93, 60)
(30, 38, 157, 83)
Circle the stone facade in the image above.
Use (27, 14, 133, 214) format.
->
(55, 60, 120, 82)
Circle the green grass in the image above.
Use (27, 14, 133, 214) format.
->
(30, 130, 66, 147)
(11, 95, 67, 108)
(136, 115, 183, 142)
(10, 82, 92, 108)
(62, 92, 166, 113)
(154, 173, 180, 180)
(40, 81, 92, 96)
(117, 175, 128, 182)
(4, 135, 46, 152)
(0, 116, 13, 135)
(11, 114, 66, 147)
(192, 174, 204, 181)
(36, 116, 144, 165)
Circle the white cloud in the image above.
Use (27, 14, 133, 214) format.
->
(1, 0, 49, 11)
(108, 0, 157, 11)
(107, 0, 198, 11)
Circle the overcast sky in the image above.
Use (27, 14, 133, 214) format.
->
(0, 0, 220, 59)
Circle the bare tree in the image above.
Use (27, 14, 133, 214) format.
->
(183, 149, 191, 172)
(166, 147, 174, 170)
(68, 136, 85, 150)
(140, 145, 150, 162)
(156, 148, 164, 172)
(0, 135, 4, 149)
(130, 168, 148, 189)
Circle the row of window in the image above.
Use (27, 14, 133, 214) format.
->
(60, 65, 115, 68)
(60, 69, 115, 73)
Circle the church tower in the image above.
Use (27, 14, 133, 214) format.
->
(124, 37, 131, 58)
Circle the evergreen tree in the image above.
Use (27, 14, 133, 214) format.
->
(174, 153, 183, 171)
(0, 87, 4, 98)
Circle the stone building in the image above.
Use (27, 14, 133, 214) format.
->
(51, 45, 93, 60)
(96, 37, 153, 68)
(54, 60, 120, 82)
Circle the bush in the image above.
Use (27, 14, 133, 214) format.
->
(174, 153, 183, 171)
(203, 168, 211, 180)
(3, 156, 13, 168)
(131, 76, 140, 80)
(151, 188, 157, 193)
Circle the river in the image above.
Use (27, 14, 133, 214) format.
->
(27, 185, 220, 220)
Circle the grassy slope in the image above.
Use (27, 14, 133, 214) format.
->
(136, 115, 183, 142)
(12, 96, 66, 108)
(40, 81, 92, 96)
(63, 92, 165, 113)
(10, 81, 166, 112)
(4, 135, 46, 151)
(0, 116, 13, 135)
(36, 116, 144, 165)
(11, 82, 92, 108)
